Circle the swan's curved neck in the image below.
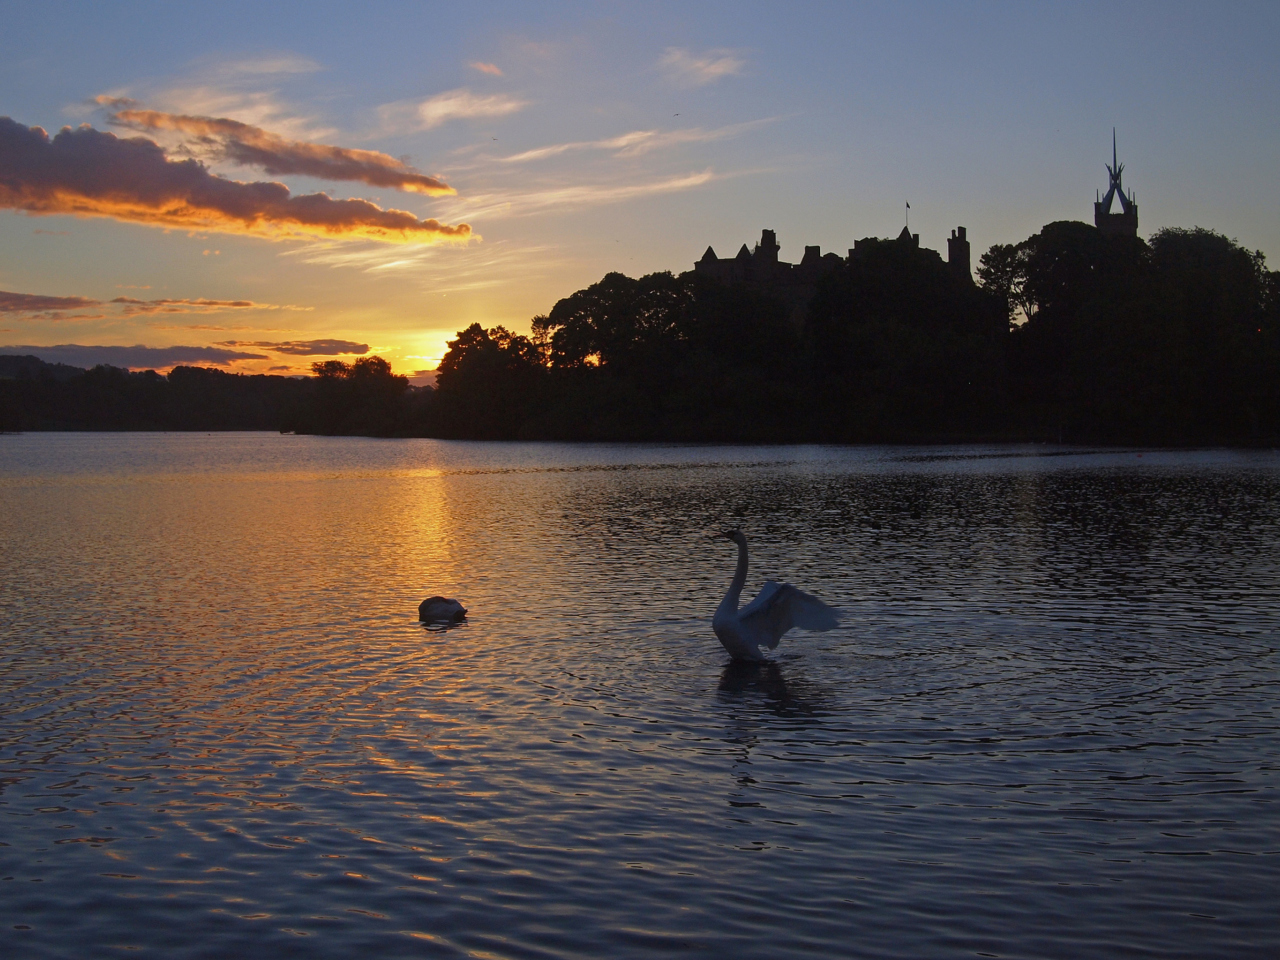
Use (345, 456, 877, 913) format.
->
(721, 536, 749, 613)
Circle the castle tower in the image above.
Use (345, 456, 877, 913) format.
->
(947, 226, 972, 281)
(754, 229, 780, 263)
(1094, 130, 1138, 237)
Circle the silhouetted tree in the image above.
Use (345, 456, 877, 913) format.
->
(986, 221, 1276, 442)
(288, 356, 410, 436)
(0, 359, 310, 431)
(429, 324, 546, 438)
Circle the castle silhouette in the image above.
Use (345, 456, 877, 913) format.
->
(693, 135, 1137, 313)
(694, 224, 972, 320)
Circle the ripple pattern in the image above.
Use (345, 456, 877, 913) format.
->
(1, 434, 1278, 958)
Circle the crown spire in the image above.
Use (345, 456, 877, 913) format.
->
(1094, 129, 1137, 237)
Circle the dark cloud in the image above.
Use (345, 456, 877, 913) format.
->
(0, 289, 100, 312)
(0, 118, 472, 244)
(110, 109, 455, 196)
(0, 343, 267, 369)
(219, 338, 369, 355)
(109, 296, 267, 316)
(0, 286, 305, 319)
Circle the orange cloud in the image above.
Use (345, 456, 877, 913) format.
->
(0, 118, 473, 244)
(109, 109, 455, 196)
(469, 61, 504, 76)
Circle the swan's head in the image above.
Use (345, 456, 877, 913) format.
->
(719, 527, 745, 543)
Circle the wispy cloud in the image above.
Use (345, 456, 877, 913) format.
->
(149, 323, 293, 332)
(215, 55, 322, 77)
(282, 238, 568, 294)
(658, 47, 746, 86)
(217, 338, 368, 355)
(0, 118, 472, 244)
(378, 88, 529, 132)
(500, 118, 778, 163)
(109, 109, 455, 195)
(443, 170, 718, 220)
(469, 61, 504, 77)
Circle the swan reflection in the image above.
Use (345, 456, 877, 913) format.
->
(717, 660, 826, 720)
(419, 618, 467, 634)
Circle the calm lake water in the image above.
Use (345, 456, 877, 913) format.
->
(2, 434, 1278, 959)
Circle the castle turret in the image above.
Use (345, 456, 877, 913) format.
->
(754, 229, 780, 263)
(948, 226, 972, 282)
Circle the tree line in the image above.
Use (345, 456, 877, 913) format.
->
(0, 355, 429, 435)
(423, 221, 1279, 444)
(4, 221, 1277, 444)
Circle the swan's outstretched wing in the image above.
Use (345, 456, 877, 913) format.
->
(739, 581, 840, 650)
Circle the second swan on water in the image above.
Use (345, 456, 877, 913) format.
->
(712, 529, 841, 661)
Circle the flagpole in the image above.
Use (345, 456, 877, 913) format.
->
(905, 200, 910, 231)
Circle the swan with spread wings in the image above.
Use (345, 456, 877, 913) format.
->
(711, 529, 840, 661)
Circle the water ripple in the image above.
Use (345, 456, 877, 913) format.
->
(1, 434, 1278, 958)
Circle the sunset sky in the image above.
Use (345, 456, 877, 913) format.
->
(2, 1, 1277, 381)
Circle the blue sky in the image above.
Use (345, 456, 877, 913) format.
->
(2, 0, 1277, 377)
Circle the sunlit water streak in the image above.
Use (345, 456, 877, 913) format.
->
(1, 434, 1278, 959)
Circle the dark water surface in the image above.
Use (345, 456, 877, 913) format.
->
(2, 434, 1278, 959)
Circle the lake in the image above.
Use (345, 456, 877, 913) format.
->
(2, 433, 1278, 959)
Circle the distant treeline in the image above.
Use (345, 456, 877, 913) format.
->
(4, 221, 1277, 444)
(0, 354, 435, 435)
(0, 359, 311, 432)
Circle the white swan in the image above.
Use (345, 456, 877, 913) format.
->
(712, 529, 840, 661)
